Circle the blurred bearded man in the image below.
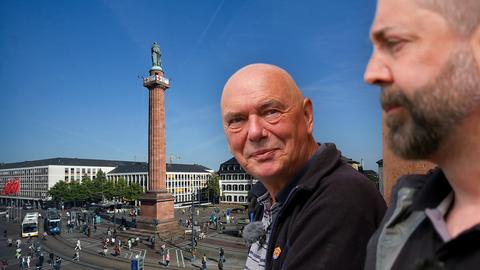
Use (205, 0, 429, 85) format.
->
(364, 0, 480, 269)
(221, 63, 386, 270)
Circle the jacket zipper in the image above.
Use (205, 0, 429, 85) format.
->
(265, 185, 302, 270)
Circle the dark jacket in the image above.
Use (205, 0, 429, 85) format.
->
(365, 169, 480, 270)
(251, 143, 386, 270)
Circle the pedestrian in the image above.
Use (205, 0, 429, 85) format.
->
(160, 243, 166, 259)
(127, 239, 132, 250)
(102, 245, 107, 256)
(150, 235, 156, 249)
(54, 256, 62, 270)
(7, 238, 12, 247)
(75, 240, 81, 251)
(49, 252, 54, 265)
(0, 259, 7, 270)
(165, 251, 170, 267)
(201, 254, 208, 270)
(67, 220, 71, 233)
(114, 244, 120, 256)
(93, 223, 97, 233)
(38, 253, 44, 267)
(16, 239, 21, 249)
(21, 256, 26, 268)
(72, 251, 79, 262)
(15, 248, 22, 259)
(26, 255, 31, 269)
(219, 247, 225, 263)
(191, 248, 196, 262)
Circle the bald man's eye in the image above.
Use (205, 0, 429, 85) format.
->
(263, 109, 281, 121)
(226, 117, 245, 129)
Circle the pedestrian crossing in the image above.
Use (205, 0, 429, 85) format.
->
(64, 237, 147, 260)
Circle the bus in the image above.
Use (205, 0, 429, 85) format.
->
(44, 208, 61, 235)
(21, 212, 39, 238)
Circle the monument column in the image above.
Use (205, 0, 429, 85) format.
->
(137, 42, 176, 231)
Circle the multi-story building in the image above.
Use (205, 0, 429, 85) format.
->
(218, 157, 257, 205)
(107, 162, 212, 207)
(0, 158, 212, 208)
(0, 158, 134, 208)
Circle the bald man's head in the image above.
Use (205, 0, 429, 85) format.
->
(220, 63, 317, 188)
(221, 64, 304, 108)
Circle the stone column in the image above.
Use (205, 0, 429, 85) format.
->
(137, 69, 177, 232)
(148, 70, 167, 192)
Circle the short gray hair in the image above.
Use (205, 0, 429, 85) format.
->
(417, 0, 480, 37)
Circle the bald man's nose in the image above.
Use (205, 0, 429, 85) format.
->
(364, 53, 392, 85)
(247, 116, 267, 142)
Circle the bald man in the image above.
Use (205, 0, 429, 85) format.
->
(221, 64, 386, 270)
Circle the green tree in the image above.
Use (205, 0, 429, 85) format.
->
(125, 183, 144, 202)
(93, 170, 108, 202)
(103, 180, 116, 201)
(81, 175, 95, 202)
(114, 177, 128, 202)
(48, 181, 69, 202)
(202, 173, 221, 204)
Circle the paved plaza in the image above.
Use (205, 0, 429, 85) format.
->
(0, 205, 248, 269)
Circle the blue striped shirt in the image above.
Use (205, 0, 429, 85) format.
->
(245, 192, 281, 270)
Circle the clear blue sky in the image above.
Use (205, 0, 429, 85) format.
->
(0, 0, 382, 171)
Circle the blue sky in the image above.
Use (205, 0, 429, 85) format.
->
(0, 0, 382, 171)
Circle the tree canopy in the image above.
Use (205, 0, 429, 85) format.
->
(48, 170, 144, 206)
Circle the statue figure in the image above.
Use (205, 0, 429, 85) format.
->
(151, 42, 162, 69)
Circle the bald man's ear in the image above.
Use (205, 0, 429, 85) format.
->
(471, 25, 480, 71)
(303, 98, 314, 134)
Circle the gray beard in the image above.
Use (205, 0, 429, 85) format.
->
(382, 46, 480, 160)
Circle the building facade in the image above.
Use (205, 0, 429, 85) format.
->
(107, 162, 212, 207)
(0, 158, 212, 208)
(218, 157, 257, 205)
(0, 158, 133, 208)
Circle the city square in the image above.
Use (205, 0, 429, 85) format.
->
(3, 0, 472, 269)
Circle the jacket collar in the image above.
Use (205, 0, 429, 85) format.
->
(296, 142, 342, 191)
(411, 169, 452, 211)
(250, 143, 342, 202)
